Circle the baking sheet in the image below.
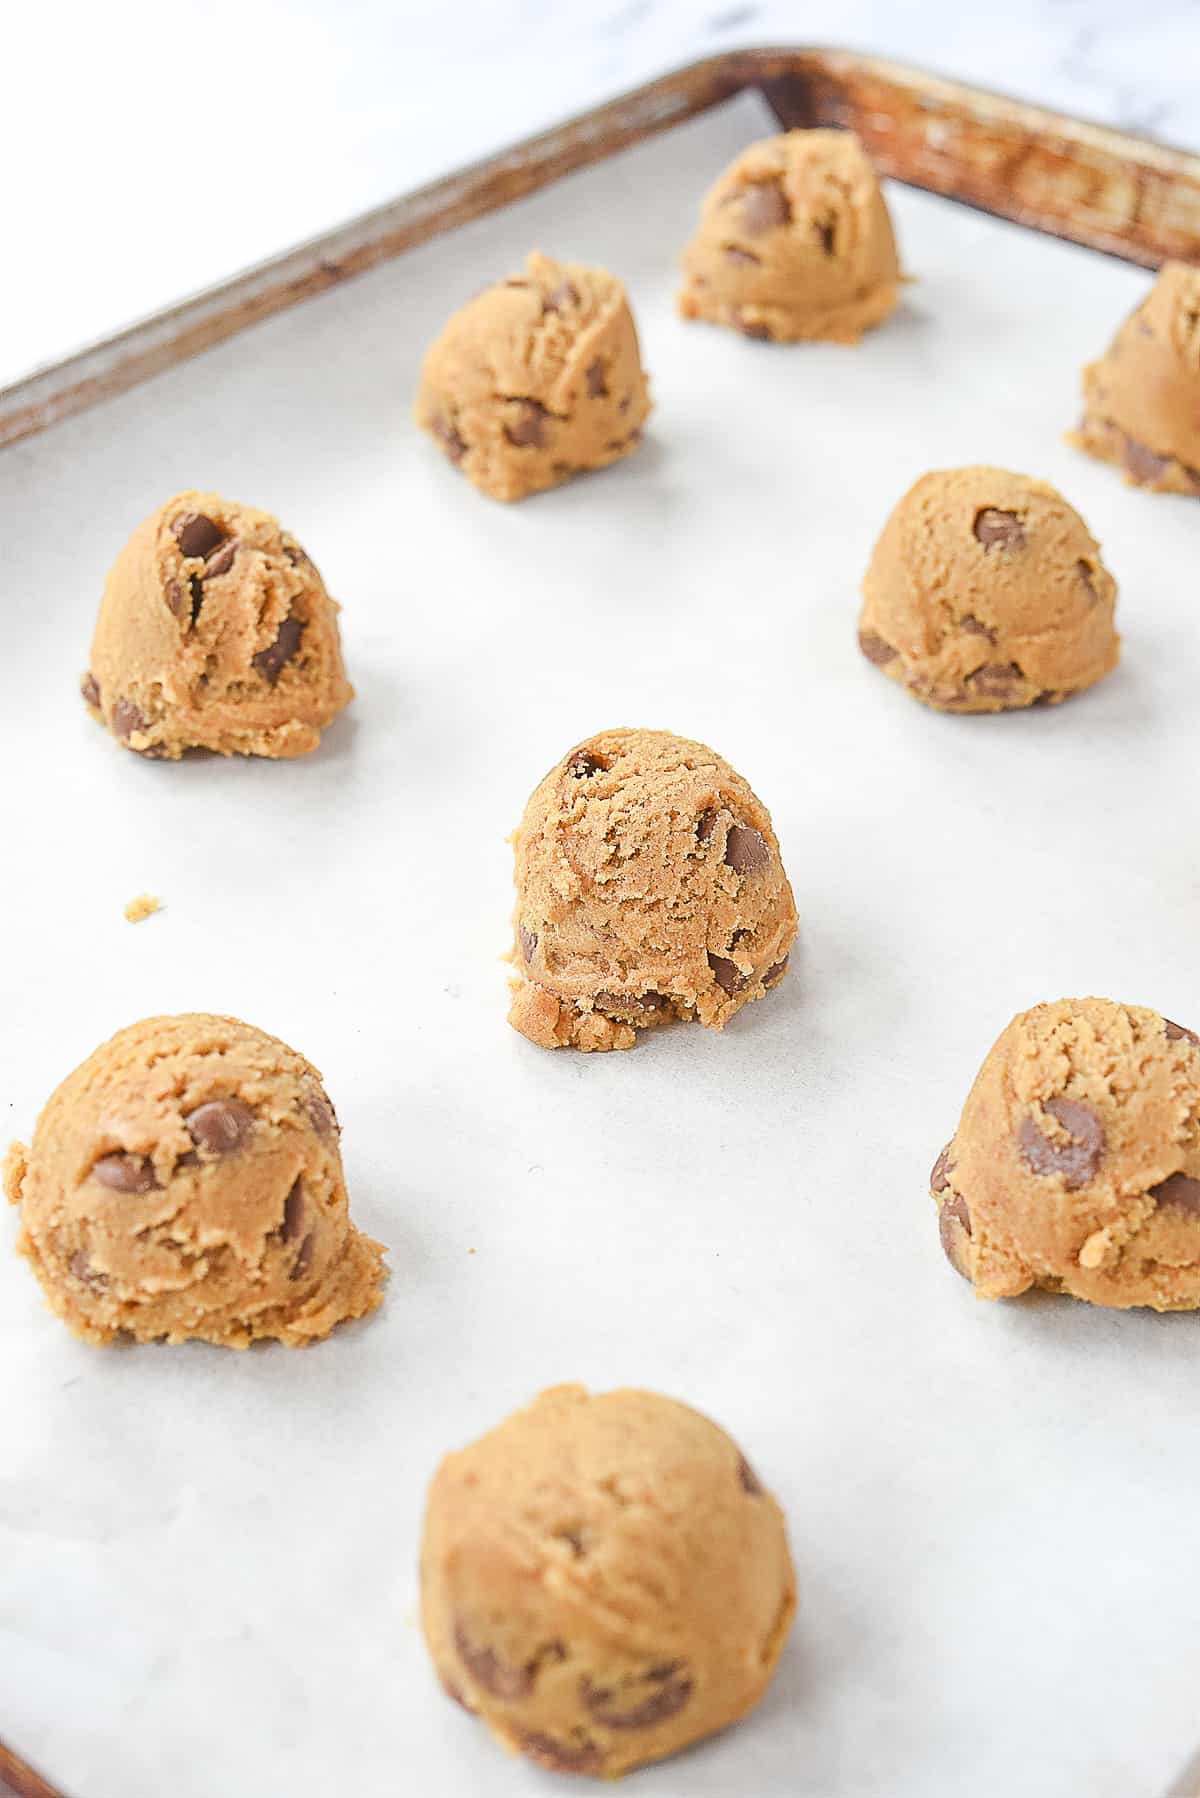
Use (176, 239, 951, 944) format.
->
(2, 89, 1198, 1798)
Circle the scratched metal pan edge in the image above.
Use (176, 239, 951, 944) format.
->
(3, 44, 1200, 454)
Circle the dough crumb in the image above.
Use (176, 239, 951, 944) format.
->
(124, 893, 162, 923)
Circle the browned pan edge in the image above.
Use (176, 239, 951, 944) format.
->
(0, 1738, 69, 1798)
(3, 46, 1199, 453)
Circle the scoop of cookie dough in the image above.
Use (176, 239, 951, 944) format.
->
(931, 998, 1200, 1310)
(3, 1014, 386, 1346)
(81, 491, 353, 759)
(677, 128, 901, 344)
(508, 728, 798, 1052)
(857, 467, 1119, 712)
(421, 1384, 796, 1779)
(414, 252, 651, 502)
(1070, 260, 1200, 497)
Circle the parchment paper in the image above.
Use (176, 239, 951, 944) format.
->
(2, 91, 1198, 1798)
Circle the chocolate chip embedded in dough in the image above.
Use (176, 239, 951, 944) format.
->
(432, 416, 467, 463)
(289, 1231, 315, 1281)
(581, 1662, 694, 1730)
(1164, 1019, 1199, 1047)
(204, 539, 238, 579)
(1017, 1096, 1104, 1189)
(185, 1098, 255, 1156)
(966, 661, 1024, 700)
(708, 953, 745, 996)
(518, 924, 538, 964)
(725, 246, 762, 266)
(280, 1179, 306, 1242)
(543, 280, 580, 312)
(519, 1732, 603, 1775)
(1148, 1172, 1200, 1215)
(81, 672, 101, 708)
(453, 1621, 534, 1701)
(763, 957, 789, 986)
(172, 512, 224, 560)
(111, 698, 147, 739)
(973, 507, 1026, 550)
(567, 749, 604, 779)
(740, 181, 790, 234)
(858, 629, 897, 667)
(304, 1088, 338, 1137)
(938, 1191, 973, 1278)
(738, 1454, 764, 1495)
(505, 401, 549, 449)
(960, 615, 996, 641)
(252, 615, 303, 683)
(736, 315, 772, 341)
(585, 359, 608, 398)
(92, 1152, 157, 1193)
(1122, 434, 1171, 484)
(725, 824, 769, 873)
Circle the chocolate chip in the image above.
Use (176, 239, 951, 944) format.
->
(708, 953, 745, 996)
(252, 615, 303, 683)
(280, 1179, 305, 1241)
(432, 416, 467, 464)
(725, 246, 761, 265)
(519, 1732, 603, 1775)
(567, 749, 604, 778)
(858, 629, 898, 667)
(289, 1231, 315, 1281)
(938, 1191, 973, 1279)
(304, 1088, 338, 1136)
(543, 280, 580, 312)
(518, 924, 538, 963)
(1149, 1172, 1200, 1214)
(585, 358, 608, 399)
(1077, 560, 1098, 601)
(282, 540, 310, 567)
(172, 512, 224, 560)
(81, 672, 100, 708)
(930, 1143, 953, 1194)
(92, 1152, 157, 1193)
(1165, 1019, 1200, 1047)
(69, 1249, 107, 1288)
(453, 1623, 533, 1701)
(164, 578, 189, 620)
(737, 316, 772, 340)
(204, 539, 237, 579)
(1122, 435, 1171, 483)
(763, 957, 789, 985)
(581, 1662, 693, 1730)
(111, 698, 147, 739)
(595, 990, 668, 1019)
(696, 808, 718, 841)
(966, 661, 1024, 699)
(505, 401, 549, 448)
(741, 181, 790, 234)
(725, 824, 769, 874)
(960, 615, 996, 641)
(738, 1454, 763, 1495)
(973, 507, 1026, 550)
(1017, 1096, 1104, 1190)
(185, 1098, 254, 1156)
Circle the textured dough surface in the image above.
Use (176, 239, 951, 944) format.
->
(421, 1384, 796, 1779)
(414, 252, 651, 502)
(931, 998, 1200, 1310)
(508, 728, 797, 1052)
(82, 491, 353, 759)
(4, 1014, 386, 1347)
(677, 128, 901, 344)
(857, 466, 1119, 712)
(1070, 260, 1200, 497)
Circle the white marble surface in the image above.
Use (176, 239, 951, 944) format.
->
(3, 0, 1198, 390)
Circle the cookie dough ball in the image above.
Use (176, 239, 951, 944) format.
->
(414, 252, 651, 502)
(421, 1384, 796, 1778)
(508, 728, 798, 1053)
(81, 491, 353, 759)
(931, 998, 1200, 1310)
(677, 128, 901, 344)
(3, 1014, 386, 1346)
(858, 467, 1119, 712)
(1071, 261, 1200, 496)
